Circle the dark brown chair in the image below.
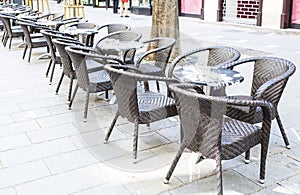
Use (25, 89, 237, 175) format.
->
(0, 13, 24, 49)
(164, 83, 273, 195)
(167, 46, 241, 96)
(94, 30, 142, 64)
(17, 21, 48, 63)
(52, 38, 84, 102)
(104, 65, 178, 160)
(40, 29, 76, 84)
(65, 45, 124, 121)
(134, 37, 176, 92)
(221, 56, 296, 149)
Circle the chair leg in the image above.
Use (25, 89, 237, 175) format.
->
(49, 61, 56, 85)
(105, 90, 109, 99)
(156, 81, 160, 92)
(245, 150, 250, 164)
(104, 112, 120, 143)
(133, 119, 139, 160)
(69, 84, 78, 109)
(164, 142, 187, 184)
(275, 111, 290, 149)
(45, 59, 52, 77)
(55, 73, 64, 95)
(144, 81, 150, 92)
(22, 45, 28, 60)
(216, 151, 223, 195)
(28, 46, 32, 63)
(3, 35, 8, 47)
(83, 92, 90, 122)
(67, 75, 74, 102)
(8, 36, 13, 49)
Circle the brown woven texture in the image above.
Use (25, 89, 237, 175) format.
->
(221, 56, 296, 148)
(104, 65, 178, 160)
(94, 31, 142, 64)
(165, 83, 273, 195)
(65, 45, 124, 120)
(0, 13, 24, 49)
(167, 46, 241, 96)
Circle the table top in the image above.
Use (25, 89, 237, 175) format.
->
(98, 39, 144, 51)
(173, 65, 244, 87)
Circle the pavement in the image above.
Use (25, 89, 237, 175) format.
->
(0, 1, 300, 194)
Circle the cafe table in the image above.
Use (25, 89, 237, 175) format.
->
(172, 64, 244, 95)
(63, 27, 98, 47)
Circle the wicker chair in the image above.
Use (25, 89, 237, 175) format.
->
(94, 31, 142, 64)
(40, 29, 76, 84)
(65, 45, 124, 121)
(164, 83, 273, 195)
(0, 13, 24, 49)
(52, 38, 84, 101)
(104, 65, 178, 160)
(221, 56, 296, 149)
(134, 37, 176, 92)
(17, 21, 48, 63)
(167, 46, 241, 96)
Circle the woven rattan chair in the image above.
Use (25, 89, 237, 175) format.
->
(0, 13, 24, 49)
(164, 83, 273, 195)
(65, 45, 124, 121)
(221, 56, 296, 149)
(167, 46, 241, 96)
(52, 38, 84, 101)
(94, 30, 142, 64)
(134, 37, 176, 92)
(40, 29, 76, 84)
(17, 21, 48, 63)
(104, 65, 178, 160)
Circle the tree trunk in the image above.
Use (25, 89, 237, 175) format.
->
(150, 0, 180, 60)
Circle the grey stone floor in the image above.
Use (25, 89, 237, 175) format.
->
(0, 1, 300, 194)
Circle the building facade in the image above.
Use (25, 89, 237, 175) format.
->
(177, 0, 300, 29)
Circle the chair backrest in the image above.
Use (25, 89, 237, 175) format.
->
(168, 83, 272, 159)
(65, 45, 122, 91)
(168, 46, 241, 78)
(105, 65, 177, 122)
(17, 21, 34, 45)
(136, 37, 176, 72)
(0, 14, 14, 35)
(98, 23, 131, 34)
(65, 22, 99, 30)
(53, 38, 83, 77)
(222, 56, 296, 108)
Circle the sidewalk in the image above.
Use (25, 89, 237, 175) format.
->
(0, 2, 299, 194)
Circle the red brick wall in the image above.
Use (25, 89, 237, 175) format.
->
(237, 0, 260, 19)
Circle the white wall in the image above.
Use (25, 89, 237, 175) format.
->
(204, 0, 219, 22)
(262, 0, 283, 29)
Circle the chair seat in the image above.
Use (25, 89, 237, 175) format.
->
(88, 70, 112, 92)
(138, 63, 164, 76)
(31, 38, 48, 48)
(226, 95, 276, 123)
(221, 117, 261, 160)
(137, 91, 177, 124)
